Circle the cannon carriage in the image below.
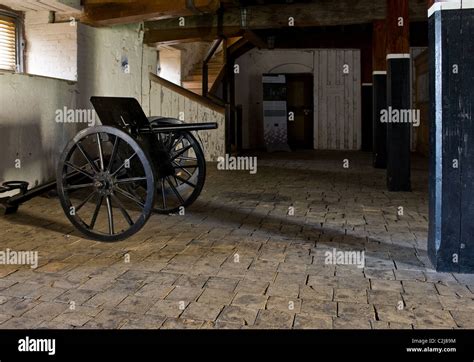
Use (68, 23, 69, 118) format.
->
(0, 97, 217, 242)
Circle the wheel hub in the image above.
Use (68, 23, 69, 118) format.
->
(154, 149, 175, 178)
(94, 172, 114, 195)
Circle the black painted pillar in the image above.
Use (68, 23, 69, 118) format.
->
(385, 0, 411, 191)
(372, 20, 388, 168)
(361, 84, 373, 152)
(428, 4, 474, 273)
(373, 72, 387, 167)
(386, 54, 411, 191)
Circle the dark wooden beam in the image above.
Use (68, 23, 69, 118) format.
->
(372, 20, 387, 71)
(144, 0, 427, 44)
(84, 0, 220, 26)
(372, 20, 388, 169)
(150, 28, 243, 44)
(386, 0, 410, 53)
(142, 8, 268, 44)
(85, 0, 136, 4)
(248, 22, 427, 49)
(243, 30, 267, 49)
(228, 37, 254, 58)
(361, 23, 373, 152)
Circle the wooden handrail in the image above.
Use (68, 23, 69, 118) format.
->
(207, 93, 225, 107)
(203, 37, 224, 97)
(202, 62, 209, 97)
(209, 62, 227, 95)
(204, 38, 223, 64)
(149, 73, 225, 114)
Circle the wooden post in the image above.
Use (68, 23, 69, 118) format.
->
(225, 103, 232, 154)
(372, 20, 388, 168)
(361, 83, 373, 152)
(361, 41, 373, 152)
(236, 104, 243, 152)
(222, 38, 229, 102)
(428, 0, 474, 272)
(386, 0, 411, 191)
(202, 63, 209, 97)
(202, 38, 222, 98)
(228, 57, 236, 151)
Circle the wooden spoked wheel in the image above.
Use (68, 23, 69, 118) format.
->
(152, 129, 206, 214)
(57, 126, 155, 242)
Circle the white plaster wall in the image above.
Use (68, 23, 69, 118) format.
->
(76, 23, 157, 116)
(158, 48, 181, 85)
(0, 72, 78, 189)
(179, 42, 210, 80)
(0, 21, 227, 190)
(235, 48, 361, 150)
(25, 11, 78, 81)
(0, 23, 158, 189)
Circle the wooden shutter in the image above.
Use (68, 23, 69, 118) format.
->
(0, 15, 17, 71)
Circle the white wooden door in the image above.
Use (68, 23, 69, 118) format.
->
(314, 49, 361, 150)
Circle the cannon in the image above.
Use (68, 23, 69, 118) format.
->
(0, 97, 217, 242)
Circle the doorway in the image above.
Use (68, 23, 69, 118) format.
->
(286, 73, 314, 149)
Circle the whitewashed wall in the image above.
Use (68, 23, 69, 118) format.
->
(0, 23, 158, 189)
(149, 79, 225, 161)
(235, 48, 361, 150)
(25, 11, 78, 81)
(0, 19, 222, 195)
(0, 73, 78, 190)
(179, 42, 210, 80)
(158, 47, 181, 85)
(77, 23, 157, 116)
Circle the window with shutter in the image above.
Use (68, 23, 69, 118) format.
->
(0, 14, 17, 71)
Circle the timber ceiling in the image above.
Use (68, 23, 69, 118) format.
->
(0, 0, 429, 47)
(143, 0, 428, 45)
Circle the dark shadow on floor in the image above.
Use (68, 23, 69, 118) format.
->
(4, 209, 77, 237)
(188, 199, 428, 270)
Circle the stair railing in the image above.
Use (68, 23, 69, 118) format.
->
(202, 37, 226, 98)
(202, 36, 235, 154)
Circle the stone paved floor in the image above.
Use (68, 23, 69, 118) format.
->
(1, 150, 474, 329)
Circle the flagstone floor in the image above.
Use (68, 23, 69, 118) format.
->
(1, 150, 473, 329)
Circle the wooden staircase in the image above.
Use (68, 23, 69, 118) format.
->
(181, 38, 242, 96)
(182, 51, 225, 96)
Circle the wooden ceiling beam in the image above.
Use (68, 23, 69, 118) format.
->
(144, 0, 426, 44)
(228, 36, 254, 59)
(83, 0, 220, 26)
(144, 26, 243, 44)
(85, 0, 137, 4)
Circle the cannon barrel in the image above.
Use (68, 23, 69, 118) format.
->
(138, 122, 218, 134)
